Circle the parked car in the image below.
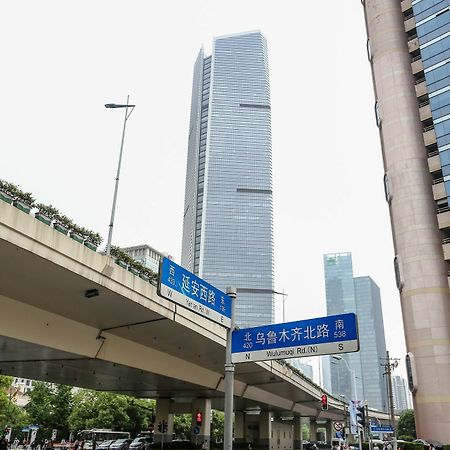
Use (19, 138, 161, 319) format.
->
(98, 441, 115, 450)
(109, 439, 133, 450)
(129, 438, 151, 450)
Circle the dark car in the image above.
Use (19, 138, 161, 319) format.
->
(109, 440, 133, 450)
(129, 438, 151, 450)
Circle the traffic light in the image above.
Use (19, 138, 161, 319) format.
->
(196, 411, 203, 426)
(356, 405, 366, 428)
(321, 394, 328, 411)
(157, 421, 168, 433)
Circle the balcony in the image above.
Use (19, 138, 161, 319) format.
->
(428, 153, 442, 173)
(443, 238, 450, 260)
(408, 37, 419, 53)
(419, 103, 432, 121)
(401, 0, 412, 12)
(404, 16, 416, 33)
(415, 79, 428, 98)
(437, 208, 450, 230)
(424, 127, 437, 146)
(432, 180, 446, 200)
(411, 57, 424, 75)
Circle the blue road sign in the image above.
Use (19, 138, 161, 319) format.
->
(158, 257, 232, 327)
(231, 313, 359, 363)
(371, 426, 394, 433)
(193, 426, 200, 435)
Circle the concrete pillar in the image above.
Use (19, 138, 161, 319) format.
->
(234, 411, 245, 444)
(154, 398, 174, 444)
(325, 422, 333, 444)
(309, 420, 318, 443)
(293, 417, 305, 449)
(258, 411, 273, 450)
(363, 0, 450, 443)
(191, 398, 211, 447)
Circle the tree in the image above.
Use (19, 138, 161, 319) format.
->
(397, 409, 416, 439)
(211, 411, 224, 443)
(173, 414, 191, 440)
(52, 385, 73, 439)
(25, 381, 54, 440)
(0, 375, 29, 433)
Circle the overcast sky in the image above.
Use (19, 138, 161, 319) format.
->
(1, 1, 407, 381)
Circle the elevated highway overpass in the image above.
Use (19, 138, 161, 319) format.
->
(0, 200, 390, 447)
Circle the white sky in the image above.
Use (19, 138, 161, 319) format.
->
(1, 1, 407, 381)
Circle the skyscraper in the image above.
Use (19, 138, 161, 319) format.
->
(323, 253, 387, 411)
(354, 276, 388, 411)
(363, 0, 450, 441)
(181, 31, 274, 328)
(392, 375, 409, 413)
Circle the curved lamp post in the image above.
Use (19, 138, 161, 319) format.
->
(104, 95, 135, 256)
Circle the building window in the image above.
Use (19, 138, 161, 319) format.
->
(394, 256, 403, 292)
(366, 38, 372, 62)
(375, 100, 382, 127)
(383, 173, 392, 204)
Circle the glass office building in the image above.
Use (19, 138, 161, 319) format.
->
(323, 253, 387, 410)
(363, 0, 450, 440)
(181, 31, 274, 328)
(354, 276, 388, 411)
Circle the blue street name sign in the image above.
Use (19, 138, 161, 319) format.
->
(158, 257, 232, 328)
(231, 313, 359, 363)
(371, 426, 394, 433)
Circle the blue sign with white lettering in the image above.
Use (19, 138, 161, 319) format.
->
(371, 426, 394, 433)
(232, 313, 359, 363)
(158, 257, 232, 327)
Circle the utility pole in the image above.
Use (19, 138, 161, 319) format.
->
(381, 351, 399, 450)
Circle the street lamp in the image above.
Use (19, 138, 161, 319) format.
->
(273, 289, 288, 322)
(104, 95, 135, 256)
(332, 355, 358, 401)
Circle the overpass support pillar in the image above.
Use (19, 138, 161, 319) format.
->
(309, 420, 318, 443)
(325, 421, 333, 444)
(293, 417, 306, 449)
(234, 411, 245, 444)
(191, 398, 211, 447)
(154, 398, 174, 444)
(258, 411, 273, 450)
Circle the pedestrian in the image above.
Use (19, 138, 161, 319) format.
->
(79, 439, 84, 450)
(201, 440, 208, 450)
(374, 443, 380, 450)
(0, 436, 8, 450)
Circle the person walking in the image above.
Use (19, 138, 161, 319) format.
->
(0, 436, 8, 450)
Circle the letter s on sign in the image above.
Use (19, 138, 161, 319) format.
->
(338, 343, 344, 350)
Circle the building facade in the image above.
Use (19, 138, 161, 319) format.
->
(122, 244, 170, 273)
(362, 0, 450, 441)
(354, 276, 388, 411)
(392, 375, 409, 413)
(323, 253, 387, 411)
(181, 31, 274, 328)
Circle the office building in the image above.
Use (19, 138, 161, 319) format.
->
(290, 359, 314, 381)
(354, 276, 388, 411)
(181, 31, 274, 328)
(122, 244, 171, 273)
(362, 0, 450, 440)
(392, 375, 409, 413)
(323, 253, 387, 411)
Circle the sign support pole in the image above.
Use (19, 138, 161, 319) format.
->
(224, 287, 236, 450)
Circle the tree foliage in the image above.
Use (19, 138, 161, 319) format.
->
(0, 376, 29, 432)
(68, 391, 154, 434)
(211, 410, 224, 443)
(173, 414, 191, 440)
(397, 409, 416, 439)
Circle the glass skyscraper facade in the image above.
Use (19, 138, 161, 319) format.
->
(181, 31, 274, 328)
(354, 276, 388, 411)
(323, 253, 387, 411)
